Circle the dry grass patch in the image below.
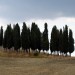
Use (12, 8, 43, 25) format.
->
(0, 57, 75, 75)
(0, 49, 75, 75)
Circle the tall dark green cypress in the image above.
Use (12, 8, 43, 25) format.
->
(6, 25, 13, 49)
(31, 22, 41, 51)
(37, 27, 41, 53)
(56, 29, 60, 55)
(3, 29, 7, 49)
(68, 29, 74, 56)
(31, 23, 37, 51)
(42, 23, 49, 51)
(41, 33, 43, 51)
(59, 29, 63, 54)
(27, 28, 31, 53)
(13, 23, 21, 51)
(50, 25, 59, 54)
(63, 25, 69, 56)
(21, 22, 28, 52)
(0, 26, 3, 46)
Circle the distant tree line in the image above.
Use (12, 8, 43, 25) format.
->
(0, 22, 74, 56)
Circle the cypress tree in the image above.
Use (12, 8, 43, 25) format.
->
(0, 26, 3, 46)
(59, 29, 63, 55)
(37, 28, 41, 53)
(3, 29, 7, 50)
(68, 29, 74, 56)
(6, 25, 13, 49)
(27, 28, 31, 53)
(13, 23, 21, 51)
(42, 23, 49, 52)
(50, 25, 59, 55)
(31, 22, 37, 51)
(41, 33, 43, 51)
(63, 25, 69, 56)
(21, 22, 28, 53)
(56, 29, 59, 55)
(31, 22, 41, 52)
(50, 26, 56, 54)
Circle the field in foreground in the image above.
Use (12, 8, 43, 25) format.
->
(0, 57, 75, 75)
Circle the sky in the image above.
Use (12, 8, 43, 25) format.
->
(0, 0, 75, 56)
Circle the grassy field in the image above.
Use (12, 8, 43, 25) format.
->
(0, 56, 75, 75)
(0, 49, 75, 75)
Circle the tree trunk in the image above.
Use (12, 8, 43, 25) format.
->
(39, 50, 40, 53)
(57, 51, 59, 56)
(51, 52, 52, 55)
(26, 49, 28, 53)
(65, 53, 67, 57)
(69, 53, 71, 57)
(29, 48, 30, 54)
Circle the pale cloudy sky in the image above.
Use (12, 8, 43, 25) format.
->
(0, 0, 75, 56)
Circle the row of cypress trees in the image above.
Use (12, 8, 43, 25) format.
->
(2, 22, 49, 53)
(50, 25, 74, 56)
(0, 22, 74, 56)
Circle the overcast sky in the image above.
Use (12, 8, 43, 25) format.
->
(0, 0, 75, 56)
(0, 0, 75, 21)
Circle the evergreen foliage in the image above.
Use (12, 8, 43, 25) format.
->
(21, 22, 28, 51)
(59, 29, 63, 54)
(1, 22, 74, 56)
(3, 29, 7, 49)
(63, 25, 69, 55)
(42, 23, 49, 51)
(50, 25, 74, 56)
(0, 26, 3, 46)
(50, 26, 59, 54)
(13, 23, 21, 51)
(68, 29, 74, 56)
(27, 28, 31, 53)
(6, 25, 13, 49)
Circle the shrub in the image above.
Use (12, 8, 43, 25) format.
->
(34, 51, 39, 56)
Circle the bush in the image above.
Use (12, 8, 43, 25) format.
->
(34, 51, 39, 56)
